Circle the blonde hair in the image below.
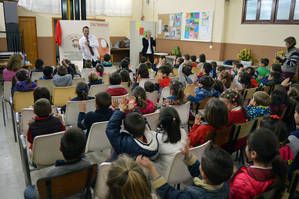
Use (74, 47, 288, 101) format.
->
(253, 91, 270, 106)
(7, 54, 23, 71)
(88, 72, 99, 83)
(106, 155, 152, 199)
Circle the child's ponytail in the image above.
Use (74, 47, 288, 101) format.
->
(159, 107, 181, 144)
(76, 82, 89, 100)
(132, 86, 147, 109)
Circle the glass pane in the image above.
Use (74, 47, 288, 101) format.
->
(294, 0, 299, 20)
(260, 0, 273, 20)
(246, 0, 258, 20)
(276, 0, 292, 20)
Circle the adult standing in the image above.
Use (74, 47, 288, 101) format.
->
(142, 31, 156, 64)
(276, 36, 299, 79)
(79, 26, 99, 68)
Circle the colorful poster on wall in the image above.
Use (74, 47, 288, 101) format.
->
(174, 14, 182, 27)
(169, 14, 175, 26)
(170, 27, 176, 39)
(139, 27, 144, 36)
(183, 12, 200, 40)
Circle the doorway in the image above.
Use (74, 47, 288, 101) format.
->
(18, 16, 38, 66)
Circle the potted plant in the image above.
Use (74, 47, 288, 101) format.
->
(238, 48, 252, 66)
(273, 50, 286, 64)
(171, 46, 181, 56)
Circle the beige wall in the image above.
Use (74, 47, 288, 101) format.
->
(0, 3, 5, 32)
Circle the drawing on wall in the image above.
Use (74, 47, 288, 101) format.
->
(184, 12, 200, 40)
(169, 14, 175, 26)
(175, 14, 181, 27)
(162, 24, 169, 32)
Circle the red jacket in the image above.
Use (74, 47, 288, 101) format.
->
(137, 99, 156, 115)
(251, 78, 258, 88)
(229, 109, 247, 125)
(55, 20, 62, 46)
(105, 86, 128, 96)
(188, 124, 216, 147)
(159, 77, 172, 88)
(229, 166, 275, 199)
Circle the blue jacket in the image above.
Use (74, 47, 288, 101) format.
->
(12, 81, 37, 97)
(77, 108, 113, 137)
(245, 105, 271, 121)
(105, 110, 159, 161)
(153, 154, 230, 199)
(187, 87, 220, 104)
(88, 79, 103, 88)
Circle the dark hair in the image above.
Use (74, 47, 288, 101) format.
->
(184, 54, 190, 60)
(96, 64, 104, 77)
(199, 75, 214, 91)
(103, 54, 111, 62)
(201, 145, 233, 185)
(16, 69, 32, 88)
(158, 65, 172, 76)
(88, 72, 99, 83)
(160, 55, 166, 60)
(43, 66, 53, 79)
(296, 103, 299, 113)
(33, 87, 51, 102)
(170, 80, 185, 103)
(132, 87, 147, 110)
(191, 55, 197, 62)
(204, 98, 228, 128)
(159, 107, 181, 143)
(238, 71, 251, 89)
(145, 62, 152, 70)
(182, 65, 192, 76)
(34, 98, 52, 117)
(261, 58, 269, 66)
(144, 81, 155, 92)
(110, 72, 122, 85)
(271, 64, 282, 73)
(95, 92, 111, 109)
(177, 57, 184, 65)
(57, 65, 67, 76)
(120, 70, 132, 87)
(211, 61, 217, 69)
(76, 82, 89, 100)
(254, 91, 271, 106)
(236, 63, 244, 69)
(232, 60, 240, 65)
(120, 59, 129, 69)
(61, 127, 86, 160)
(219, 72, 233, 88)
(284, 36, 296, 47)
(124, 112, 145, 138)
(247, 128, 287, 198)
(270, 71, 282, 81)
(221, 89, 247, 119)
(140, 56, 147, 63)
(216, 66, 225, 73)
(247, 67, 255, 77)
(199, 54, 206, 63)
(34, 58, 44, 70)
(203, 63, 212, 74)
(289, 84, 299, 102)
(212, 80, 224, 94)
(82, 26, 89, 31)
(270, 90, 289, 115)
(85, 60, 93, 68)
(137, 64, 149, 78)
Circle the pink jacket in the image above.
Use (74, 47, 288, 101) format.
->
(3, 69, 17, 81)
(229, 166, 275, 199)
(138, 99, 155, 115)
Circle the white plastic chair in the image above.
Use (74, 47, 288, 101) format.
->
(111, 94, 129, 104)
(31, 72, 44, 82)
(81, 68, 95, 81)
(170, 101, 191, 125)
(144, 110, 160, 131)
(146, 91, 158, 104)
(1, 81, 12, 126)
(94, 162, 111, 199)
(88, 84, 109, 97)
(166, 141, 211, 184)
(36, 79, 54, 95)
(31, 131, 65, 167)
(85, 121, 111, 153)
(72, 77, 85, 86)
(64, 99, 96, 127)
(159, 86, 170, 105)
(20, 108, 35, 136)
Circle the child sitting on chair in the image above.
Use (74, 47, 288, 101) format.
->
(11, 69, 37, 98)
(164, 80, 186, 105)
(105, 72, 128, 96)
(132, 86, 155, 115)
(27, 98, 65, 150)
(40, 66, 54, 80)
(156, 65, 172, 89)
(245, 91, 271, 121)
(102, 54, 112, 67)
(52, 65, 72, 87)
(88, 72, 102, 88)
(24, 128, 91, 199)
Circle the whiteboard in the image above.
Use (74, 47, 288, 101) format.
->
(181, 11, 213, 42)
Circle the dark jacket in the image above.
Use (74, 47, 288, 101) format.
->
(142, 37, 156, 55)
(11, 81, 37, 98)
(278, 46, 299, 74)
(88, 79, 103, 88)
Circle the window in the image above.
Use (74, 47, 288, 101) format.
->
(242, 0, 299, 24)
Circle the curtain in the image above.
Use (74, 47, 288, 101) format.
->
(18, 0, 132, 16)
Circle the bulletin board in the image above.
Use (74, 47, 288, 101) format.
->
(157, 13, 182, 40)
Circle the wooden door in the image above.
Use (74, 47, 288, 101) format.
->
(18, 16, 38, 66)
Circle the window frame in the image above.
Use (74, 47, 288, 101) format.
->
(242, 0, 299, 24)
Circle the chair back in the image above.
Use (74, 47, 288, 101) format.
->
(64, 99, 95, 127)
(37, 164, 98, 199)
(81, 68, 95, 81)
(166, 141, 211, 184)
(139, 78, 155, 88)
(198, 97, 213, 110)
(13, 91, 34, 112)
(31, 72, 44, 82)
(146, 91, 159, 104)
(169, 102, 191, 125)
(32, 131, 65, 167)
(72, 77, 85, 86)
(20, 108, 35, 136)
(192, 67, 201, 76)
(52, 86, 76, 107)
(233, 119, 257, 141)
(144, 110, 160, 131)
(184, 84, 195, 96)
(36, 80, 54, 95)
(88, 84, 108, 97)
(85, 121, 111, 152)
(121, 82, 132, 94)
(103, 73, 110, 84)
(159, 86, 170, 105)
(94, 162, 111, 199)
(3, 81, 12, 102)
(243, 88, 257, 101)
(111, 94, 129, 104)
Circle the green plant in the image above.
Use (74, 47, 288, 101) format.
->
(273, 50, 286, 64)
(171, 46, 181, 56)
(237, 48, 252, 61)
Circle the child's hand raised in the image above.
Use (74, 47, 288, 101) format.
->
(137, 74, 141, 83)
(136, 155, 154, 169)
(281, 77, 291, 87)
(181, 138, 191, 160)
(111, 99, 119, 109)
(128, 96, 136, 111)
(194, 114, 202, 125)
(79, 101, 86, 112)
(120, 97, 128, 113)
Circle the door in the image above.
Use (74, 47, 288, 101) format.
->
(18, 16, 38, 66)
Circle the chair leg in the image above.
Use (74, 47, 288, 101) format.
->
(2, 100, 6, 126)
(10, 105, 17, 143)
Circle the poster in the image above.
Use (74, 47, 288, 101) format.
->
(59, 20, 110, 64)
(139, 27, 144, 36)
(136, 21, 141, 30)
(169, 14, 175, 26)
(183, 12, 200, 40)
(175, 14, 182, 27)
(170, 27, 176, 39)
(158, 20, 162, 34)
(162, 25, 169, 32)
(164, 32, 170, 39)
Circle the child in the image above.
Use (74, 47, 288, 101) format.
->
(95, 63, 105, 77)
(52, 65, 72, 87)
(136, 143, 233, 199)
(24, 127, 91, 199)
(184, 54, 190, 62)
(120, 70, 132, 88)
(156, 65, 172, 88)
(197, 63, 212, 81)
(210, 61, 217, 79)
(218, 71, 233, 90)
(105, 98, 159, 161)
(144, 81, 156, 93)
(71, 82, 94, 101)
(41, 66, 54, 80)
(179, 62, 194, 87)
(84, 60, 93, 68)
(88, 72, 102, 88)
(188, 98, 228, 147)
(229, 128, 287, 199)
(117, 58, 132, 73)
(246, 67, 258, 88)
(187, 75, 220, 104)
(27, 98, 65, 149)
(231, 62, 243, 77)
(102, 54, 112, 67)
(165, 80, 186, 105)
(173, 56, 184, 69)
(140, 56, 147, 64)
(289, 104, 299, 162)
(198, 53, 206, 68)
(213, 80, 225, 94)
(216, 65, 226, 77)
(132, 86, 155, 114)
(220, 90, 247, 124)
(32, 58, 44, 72)
(12, 69, 37, 97)
(270, 89, 289, 116)
(256, 58, 270, 85)
(78, 92, 113, 136)
(105, 72, 128, 96)
(3, 54, 23, 81)
(231, 71, 251, 90)
(191, 55, 197, 68)
(263, 64, 284, 86)
(134, 63, 150, 89)
(154, 107, 187, 178)
(245, 91, 271, 121)
(157, 55, 166, 68)
(33, 87, 51, 103)
(106, 155, 152, 199)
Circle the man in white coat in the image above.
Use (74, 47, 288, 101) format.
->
(79, 26, 99, 68)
